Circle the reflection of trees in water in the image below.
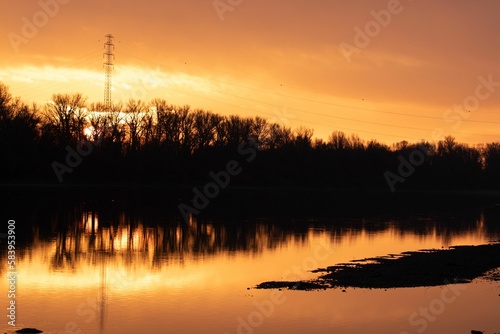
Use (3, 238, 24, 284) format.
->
(321, 211, 493, 248)
(37, 202, 312, 271)
(8, 200, 500, 272)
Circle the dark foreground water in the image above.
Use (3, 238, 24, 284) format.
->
(1, 196, 500, 334)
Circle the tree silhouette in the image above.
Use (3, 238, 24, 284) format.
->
(0, 83, 42, 180)
(0, 82, 499, 191)
(43, 93, 88, 146)
(482, 143, 500, 188)
(124, 99, 148, 154)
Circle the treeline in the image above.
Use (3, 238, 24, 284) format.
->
(1, 82, 500, 190)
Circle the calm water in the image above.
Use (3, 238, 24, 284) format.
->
(1, 199, 500, 334)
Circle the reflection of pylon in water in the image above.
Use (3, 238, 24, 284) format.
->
(97, 218, 107, 332)
(84, 208, 108, 332)
(99, 257, 107, 331)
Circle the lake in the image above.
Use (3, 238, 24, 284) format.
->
(1, 196, 500, 334)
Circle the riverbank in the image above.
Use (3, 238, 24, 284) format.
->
(4, 182, 500, 203)
(4, 183, 500, 221)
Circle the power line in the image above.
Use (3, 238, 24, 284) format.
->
(107, 51, 500, 140)
(3, 43, 500, 142)
(116, 50, 500, 125)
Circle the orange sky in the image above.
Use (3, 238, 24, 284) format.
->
(1, 0, 499, 144)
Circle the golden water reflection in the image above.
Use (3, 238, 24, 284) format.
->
(2, 202, 500, 333)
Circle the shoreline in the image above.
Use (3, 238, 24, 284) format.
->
(4, 183, 500, 218)
(4, 182, 500, 198)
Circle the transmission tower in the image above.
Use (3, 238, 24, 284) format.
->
(103, 34, 114, 111)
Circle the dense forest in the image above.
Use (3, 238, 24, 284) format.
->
(1, 82, 500, 191)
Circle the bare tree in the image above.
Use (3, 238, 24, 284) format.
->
(348, 134, 364, 150)
(251, 116, 270, 149)
(0, 83, 41, 176)
(124, 99, 148, 152)
(225, 115, 252, 148)
(267, 123, 293, 149)
(43, 93, 87, 145)
(106, 105, 126, 151)
(177, 105, 195, 154)
(328, 131, 349, 150)
(213, 115, 228, 147)
(294, 126, 314, 149)
(192, 109, 217, 151)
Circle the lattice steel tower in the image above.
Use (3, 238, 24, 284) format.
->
(103, 34, 114, 111)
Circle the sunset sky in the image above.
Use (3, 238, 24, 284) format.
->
(1, 0, 499, 144)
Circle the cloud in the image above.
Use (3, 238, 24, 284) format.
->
(1, 1, 500, 144)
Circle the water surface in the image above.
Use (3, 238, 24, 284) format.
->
(1, 200, 499, 333)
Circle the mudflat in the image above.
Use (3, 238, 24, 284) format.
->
(256, 243, 500, 290)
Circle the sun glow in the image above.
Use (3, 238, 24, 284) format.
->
(83, 125, 94, 138)
(0, 65, 219, 106)
(2, 61, 500, 144)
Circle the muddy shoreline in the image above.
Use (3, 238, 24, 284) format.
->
(255, 243, 500, 290)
